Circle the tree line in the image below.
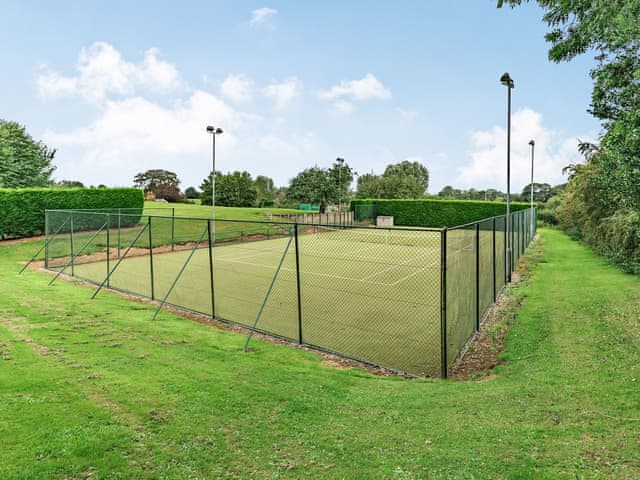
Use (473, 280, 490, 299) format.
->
(499, 0, 640, 273)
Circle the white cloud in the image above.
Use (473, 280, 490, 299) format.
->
(44, 90, 240, 182)
(37, 42, 181, 103)
(262, 77, 300, 110)
(319, 74, 392, 102)
(456, 108, 586, 191)
(335, 100, 355, 115)
(249, 7, 278, 29)
(220, 74, 253, 104)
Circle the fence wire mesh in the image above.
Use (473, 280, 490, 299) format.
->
(44, 207, 535, 377)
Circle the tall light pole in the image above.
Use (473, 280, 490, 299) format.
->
(500, 72, 514, 282)
(336, 157, 345, 212)
(206, 125, 223, 242)
(529, 139, 535, 238)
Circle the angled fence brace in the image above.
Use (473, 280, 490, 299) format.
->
(91, 222, 149, 299)
(19, 216, 71, 274)
(151, 225, 209, 321)
(48, 222, 108, 286)
(243, 231, 294, 352)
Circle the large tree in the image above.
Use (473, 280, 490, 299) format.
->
(133, 169, 182, 201)
(521, 182, 553, 203)
(200, 170, 257, 207)
(355, 160, 429, 199)
(0, 120, 56, 187)
(255, 175, 276, 205)
(287, 159, 354, 208)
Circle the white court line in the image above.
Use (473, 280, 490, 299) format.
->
(217, 257, 393, 286)
(390, 260, 440, 286)
(359, 250, 433, 282)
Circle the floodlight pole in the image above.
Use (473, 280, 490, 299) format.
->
(206, 125, 223, 244)
(529, 139, 535, 237)
(206, 125, 223, 319)
(336, 157, 345, 214)
(500, 72, 514, 283)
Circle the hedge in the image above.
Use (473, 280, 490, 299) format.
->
(351, 199, 531, 228)
(0, 188, 144, 239)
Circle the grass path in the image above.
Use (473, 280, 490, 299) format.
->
(0, 229, 638, 479)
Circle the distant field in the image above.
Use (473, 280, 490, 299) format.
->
(143, 201, 306, 220)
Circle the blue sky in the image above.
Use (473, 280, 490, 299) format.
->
(1, 1, 600, 193)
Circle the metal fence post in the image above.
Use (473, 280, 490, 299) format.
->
(117, 208, 122, 258)
(106, 213, 111, 288)
(44, 211, 49, 269)
(207, 219, 215, 318)
(148, 216, 155, 300)
(492, 217, 496, 302)
(440, 227, 448, 379)
(294, 223, 303, 344)
(171, 207, 176, 252)
(70, 214, 75, 277)
(504, 215, 508, 285)
(475, 222, 480, 332)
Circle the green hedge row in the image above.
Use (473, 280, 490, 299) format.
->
(0, 188, 144, 239)
(351, 199, 531, 227)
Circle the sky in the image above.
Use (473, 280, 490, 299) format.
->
(0, 1, 602, 194)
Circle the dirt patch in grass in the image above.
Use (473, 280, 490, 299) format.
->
(449, 235, 544, 381)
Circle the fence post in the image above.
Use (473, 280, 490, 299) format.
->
(44, 211, 49, 269)
(106, 214, 111, 288)
(504, 215, 508, 285)
(70, 214, 75, 277)
(148, 216, 155, 300)
(440, 227, 448, 379)
(171, 207, 176, 252)
(117, 208, 122, 258)
(475, 222, 480, 332)
(294, 223, 303, 344)
(492, 217, 496, 302)
(207, 219, 215, 318)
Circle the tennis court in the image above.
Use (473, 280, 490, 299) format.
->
(70, 226, 444, 376)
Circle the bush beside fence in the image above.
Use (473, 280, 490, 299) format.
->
(351, 199, 531, 227)
(0, 188, 143, 239)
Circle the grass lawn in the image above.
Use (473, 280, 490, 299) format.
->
(1, 229, 639, 478)
(143, 201, 307, 220)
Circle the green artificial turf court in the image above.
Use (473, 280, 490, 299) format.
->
(67, 226, 445, 376)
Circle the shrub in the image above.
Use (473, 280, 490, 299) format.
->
(0, 188, 143, 239)
(350, 199, 530, 228)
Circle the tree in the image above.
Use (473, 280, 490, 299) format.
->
(356, 173, 385, 198)
(383, 160, 429, 193)
(255, 175, 276, 205)
(133, 169, 181, 201)
(521, 182, 553, 203)
(184, 186, 200, 199)
(55, 180, 85, 188)
(287, 167, 331, 205)
(355, 160, 429, 199)
(498, 0, 640, 272)
(0, 119, 56, 187)
(286, 160, 352, 209)
(200, 171, 257, 207)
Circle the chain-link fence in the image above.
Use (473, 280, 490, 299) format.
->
(40, 207, 536, 377)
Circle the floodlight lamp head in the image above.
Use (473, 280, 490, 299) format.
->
(336, 157, 344, 164)
(206, 126, 223, 135)
(529, 139, 535, 146)
(500, 72, 514, 88)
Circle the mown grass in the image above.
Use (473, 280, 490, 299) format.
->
(1, 229, 639, 479)
(143, 201, 306, 220)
